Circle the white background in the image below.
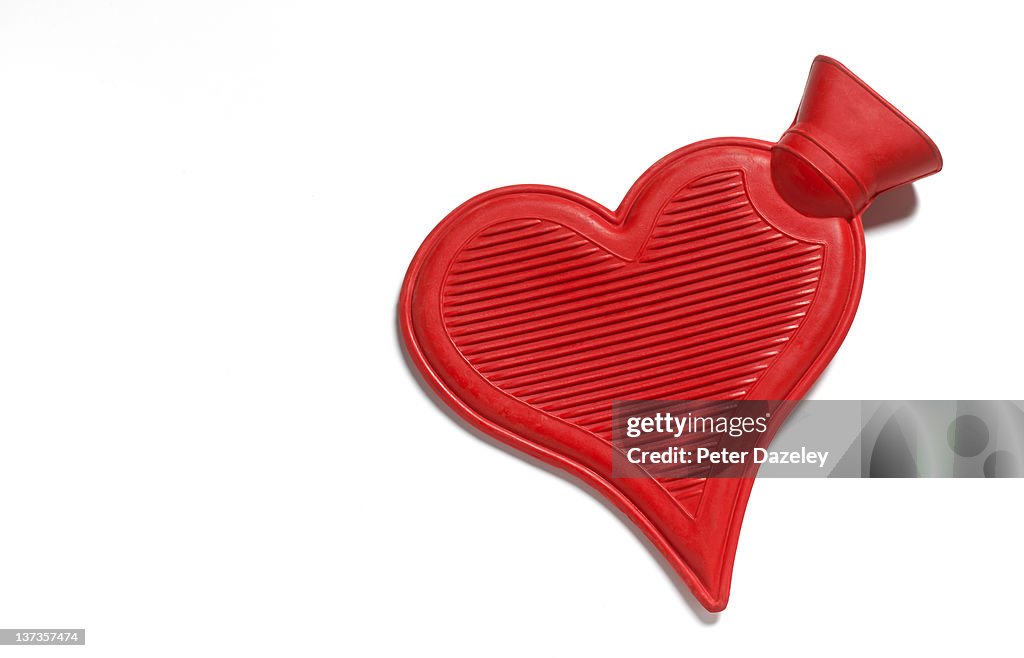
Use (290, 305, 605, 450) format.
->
(0, 1, 1021, 655)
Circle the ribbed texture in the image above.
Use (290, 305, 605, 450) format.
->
(442, 171, 822, 515)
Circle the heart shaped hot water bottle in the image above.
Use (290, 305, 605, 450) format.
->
(399, 56, 941, 611)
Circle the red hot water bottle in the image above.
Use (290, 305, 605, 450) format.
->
(399, 56, 942, 611)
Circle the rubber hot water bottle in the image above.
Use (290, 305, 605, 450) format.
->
(399, 56, 942, 611)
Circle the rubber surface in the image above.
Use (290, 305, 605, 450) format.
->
(399, 56, 941, 611)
